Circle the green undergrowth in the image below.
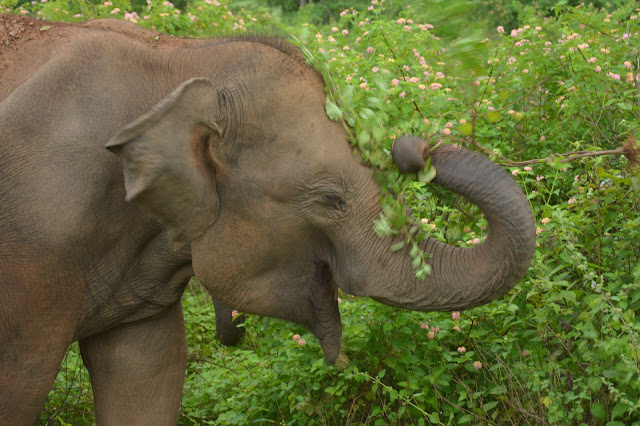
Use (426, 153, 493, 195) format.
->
(8, 0, 639, 424)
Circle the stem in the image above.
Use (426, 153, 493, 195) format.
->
(449, 136, 627, 166)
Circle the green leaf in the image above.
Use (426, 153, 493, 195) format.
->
(591, 402, 606, 420)
(458, 122, 473, 135)
(418, 165, 437, 183)
(486, 111, 501, 123)
(358, 129, 371, 146)
(390, 242, 405, 252)
(617, 102, 634, 112)
(603, 369, 618, 378)
(374, 219, 394, 237)
(372, 127, 387, 141)
(429, 412, 440, 423)
(325, 97, 343, 121)
(359, 108, 375, 120)
(588, 377, 602, 392)
(612, 402, 629, 420)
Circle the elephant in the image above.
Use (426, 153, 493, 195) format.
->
(0, 14, 536, 425)
(212, 298, 245, 346)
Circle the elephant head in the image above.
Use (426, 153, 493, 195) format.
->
(106, 43, 535, 363)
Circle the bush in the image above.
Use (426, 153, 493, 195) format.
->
(7, 0, 639, 423)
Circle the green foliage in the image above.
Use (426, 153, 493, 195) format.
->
(8, 0, 640, 424)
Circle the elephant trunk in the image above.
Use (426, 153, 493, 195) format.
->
(344, 143, 536, 312)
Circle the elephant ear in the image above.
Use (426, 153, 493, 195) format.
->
(106, 78, 224, 251)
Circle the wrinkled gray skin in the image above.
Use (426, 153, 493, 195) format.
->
(0, 17, 536, 425)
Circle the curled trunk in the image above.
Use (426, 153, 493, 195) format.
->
(345, 144, 536, 312)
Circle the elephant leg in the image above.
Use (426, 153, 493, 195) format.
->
(79, 302, 187, 426)
(0, 270, 78, 425)
(0, 322, 74, 425)
(213, 297, 245, 346)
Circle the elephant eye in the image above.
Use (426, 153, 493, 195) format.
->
(323, 194, 347, 212)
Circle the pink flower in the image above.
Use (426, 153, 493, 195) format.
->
(342, 29, 349, 36)
(595, 66, 601, 72)
(427, 331, 435, 339)
(293, 334, 301, 341)
(523, 69, 529, 74)
(457, 347, 467, 353)
(391, 79, 399, 87)
(624, 61, 632, 69)
(442, 128, 451, 135)
(608, 72, 621, 80)
(623, 33, 630, 40)
(472, 238, 480, 245)
(536, 227, 543, 235)
(399, 92, 406, 98)
(540, 135, 546, 141)
(522, 350, 530, 357)
(231, 310, 239, 318)
(578, 43, 589, 49)
(588, 57, 596, 63)
(445, 122, 454, 128)
(331, 27, 338, 32)
(453, 326, 461, 332)
(372, 66, 379, 73)
(366, 46, 374, 53)
(452, 311, 461, 320)
(473, 361, 483, 369)
(541, 218, 550, 224)
(497, 26, 505, 33)
(421, 218, 429, 224)
(420, 322, 429, 330)
(568, 198, 577, 205)
(337, 298, 342, 303)
(512, 169, 520, 176)
(536, 175, 544, 181)
(298, 339, 306, 346)
(524, 166, 533, 172)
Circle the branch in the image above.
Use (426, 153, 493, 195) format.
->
(447, 135, 639, 168)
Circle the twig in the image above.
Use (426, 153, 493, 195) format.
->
(449, 136, 639, 167)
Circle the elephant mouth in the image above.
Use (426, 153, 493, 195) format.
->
(309, 262, 343, 364)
